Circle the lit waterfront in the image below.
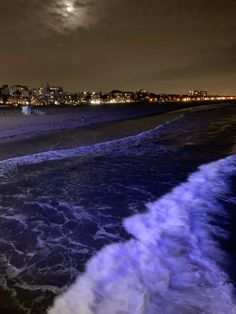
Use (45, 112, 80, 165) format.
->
(1, 84, 236, 107)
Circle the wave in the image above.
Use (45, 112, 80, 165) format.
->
(48, 155, 236, 314)
(0, 115, 183, 178)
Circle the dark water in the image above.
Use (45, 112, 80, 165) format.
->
(0, 104, 236, 313)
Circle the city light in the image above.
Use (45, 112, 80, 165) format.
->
(0, 83, 236, 106)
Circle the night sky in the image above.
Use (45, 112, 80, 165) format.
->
(0, 0, 235, 94)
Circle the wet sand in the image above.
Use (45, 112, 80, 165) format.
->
(0, 102, 234, 160)
(0, 103, 184, 144)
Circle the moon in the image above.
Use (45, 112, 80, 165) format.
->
(45, 0, 94, 33)
(66, 4, 74, 13)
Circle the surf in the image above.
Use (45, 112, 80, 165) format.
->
(49, 155, 236, 314)
(0, 115, 183, 178)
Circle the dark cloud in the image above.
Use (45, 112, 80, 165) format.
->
(146, 44, 236, 80)
(0, 0, 235, 93)
(169, 0, 236, 11)
(0, 0, 120, 37)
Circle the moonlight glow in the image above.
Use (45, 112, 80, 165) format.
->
(65, 3, 74, 13)
(44, 0, 94, 33)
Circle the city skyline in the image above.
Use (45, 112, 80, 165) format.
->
(0, 1, 235, 94)
(0, 81, 235, 96)
(1, 82, 235, 106)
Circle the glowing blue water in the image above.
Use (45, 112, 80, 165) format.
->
(49, 156, 236, 314)
(0, 104, 235, 313)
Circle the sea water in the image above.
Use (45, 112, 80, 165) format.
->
(0, 103, 235, 313)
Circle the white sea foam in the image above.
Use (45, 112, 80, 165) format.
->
(0, 116, 181, 178)
(48, 155, 236, 314)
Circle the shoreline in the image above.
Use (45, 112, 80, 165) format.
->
(0, 102, 235, 160)
(0, 102, 234, 143)
(0, 102, 235, 314)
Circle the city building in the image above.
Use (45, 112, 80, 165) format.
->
(188, 90, 208, 98)
(8, 85, 30, 105)
(0, 83, 236, 106)
(0, 85, 10, 104)
(31, 83, 64, 105)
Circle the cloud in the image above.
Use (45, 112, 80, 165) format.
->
(38, 0, 124, 34)
(39, 0, 96, 34)
(143, 44, 236, 82)
(0, 0, 120, 38)
(168, 0, 236, 12)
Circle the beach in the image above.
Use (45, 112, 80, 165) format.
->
(0, 103, 184, 144)
(0, 102, 233, 160)
(0, 102, 236, 313)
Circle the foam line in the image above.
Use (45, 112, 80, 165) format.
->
(48, 155, 236, 314)
(0, 116, 182, 178)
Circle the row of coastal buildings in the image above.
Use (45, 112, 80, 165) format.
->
(0, 83, 235, 106)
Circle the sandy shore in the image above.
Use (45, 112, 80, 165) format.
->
(0, 102, 229, 143)
(0, 102, 234, 160)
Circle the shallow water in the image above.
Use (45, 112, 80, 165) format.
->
(0, 103, 236, 313)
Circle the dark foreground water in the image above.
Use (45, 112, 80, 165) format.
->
(0, 104, 236, 313)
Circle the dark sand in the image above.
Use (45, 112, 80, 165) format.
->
(0, 102, 234, 160)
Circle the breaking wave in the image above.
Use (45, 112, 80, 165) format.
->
(0, 116, 181, 178)
(49, 155, 236, 314)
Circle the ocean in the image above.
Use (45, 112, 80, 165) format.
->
(0, 103, 236, 313)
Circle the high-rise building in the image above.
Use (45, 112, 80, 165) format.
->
(0, 85, 10, 104)
(188, 90, 207, 97)
(1, 85, 10, 97)
(9, 85, 29, 98)
(31, 83, 64, 105)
